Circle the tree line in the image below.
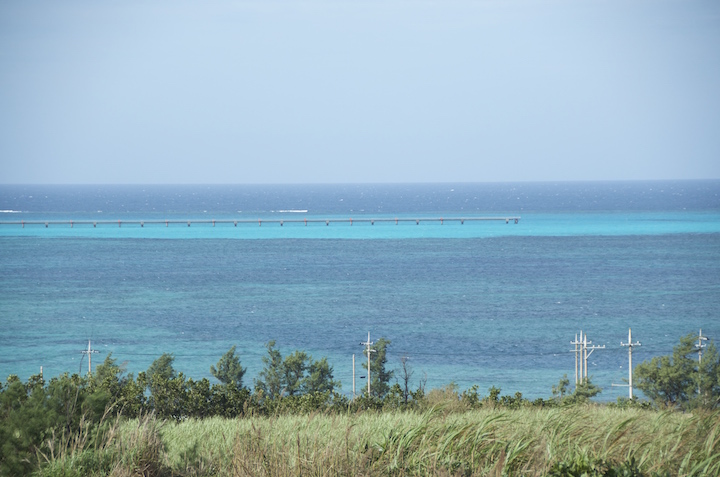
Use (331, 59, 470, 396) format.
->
(1, 333, 718, 475)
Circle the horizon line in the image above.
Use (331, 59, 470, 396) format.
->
(2, 178, 719, 187)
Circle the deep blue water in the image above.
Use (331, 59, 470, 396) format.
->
(1, 181, 719, 400)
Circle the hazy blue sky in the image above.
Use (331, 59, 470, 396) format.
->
(1, 0, 719, 184)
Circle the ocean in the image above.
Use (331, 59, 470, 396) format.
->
(1, 181, 719, 400)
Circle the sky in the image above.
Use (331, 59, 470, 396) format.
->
(1, 0, 719, 184)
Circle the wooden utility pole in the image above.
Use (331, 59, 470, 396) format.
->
(360, 332, 375, 396)
(81, 340, 99, 375)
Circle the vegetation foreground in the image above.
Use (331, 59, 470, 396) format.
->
(36, 407, 720, 477)
(2, 333, 719, 476)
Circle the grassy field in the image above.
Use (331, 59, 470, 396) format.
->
(37, 405, 720, 477)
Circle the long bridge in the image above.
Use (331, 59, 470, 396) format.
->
(1, 216, 520, 228)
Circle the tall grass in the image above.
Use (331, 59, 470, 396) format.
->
(36, 406, 720, 476)
(37, 414, 166, 477)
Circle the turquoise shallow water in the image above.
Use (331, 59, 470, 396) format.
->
(1, 182, 719, 400)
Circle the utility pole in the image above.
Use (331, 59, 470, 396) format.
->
(571, 331, 591, 385)
(570, 331, 604, 388)
(613, 328, 641, 398)
(696, 329, 709, 397)
(81, 340, 99, 375)
(352, 354, 355, 400)
(360, 332, 375, 396)
(583, 333, 588, 381)
(570, 332, 582, 385)
(696, 329, 708, 364)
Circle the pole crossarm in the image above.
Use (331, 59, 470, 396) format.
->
(585, 344, 606, 359)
